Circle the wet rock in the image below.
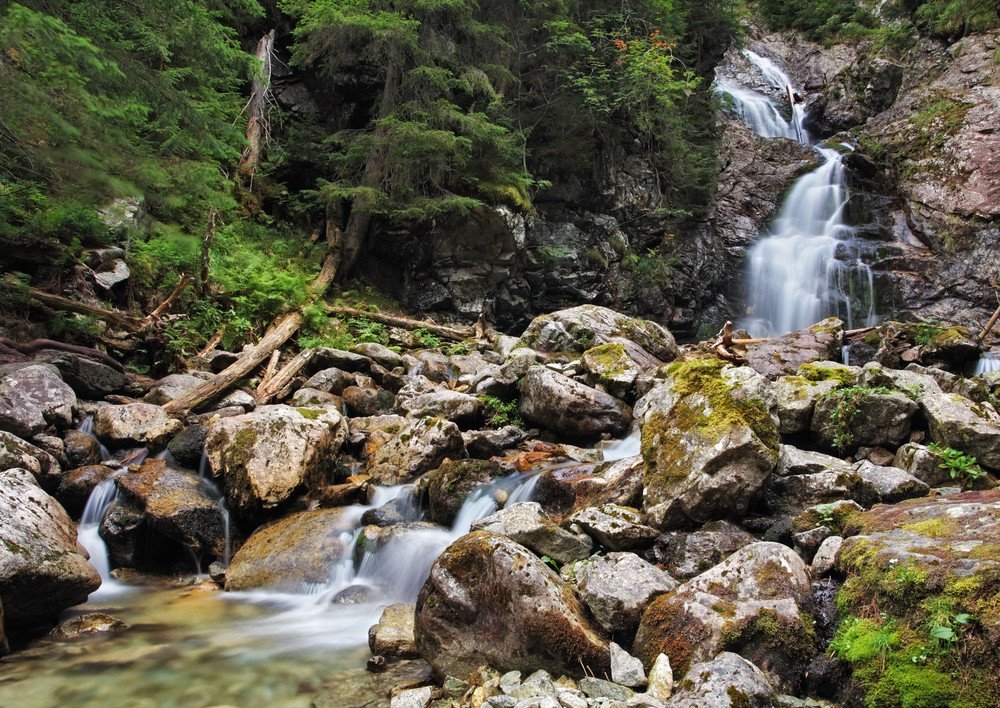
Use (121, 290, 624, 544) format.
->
(0, 468, 100, 631)
(49, 612, 128, 640)
(810, 536, 843, 577)
(369, 604, 419, 659)
(343, 385, 395, 417)
(893, 442, 952, 487)
(414, 531, 609, 678)
(471, 502, 593, 565)
(568, 504, 658, 551)
(361, 491, 421, 527)
(634, 542, 814, 692)
(99, 497, 151, 569)
(0, 429, 62, 493)
(32, 349, 126, 399)
(462, 426, 528, 459)
(116, 459, 226, 557)
(665, 652, 777, 707)
(304, 367, 356, 395)
(64, 429, 103, 467)
(520, 366, 632, 442)
(772, 376, 840, 434)
(205, 404, 347, 519)
(353, 342, 405, 370)
(399, 390, 483, 427)
(638, 359, 780, 528)
(208, 561, 226, 585)
(94, 403, 183, 449)
(745, 318, 844, 380)
(57, 464, 117, 517)
(574, 552, 676, 636)
(519, 305, 678, 364)
(390, 685, 433, 708)
(811, 388, 918, 452)
(225, 509, 354, 591)
(422, 458, 506, 526)
(653, 521, 755, 581)
(853, 460, 930, 503)
(0, 364, 76, 437)
(791, 526, 832, 564)
(364, 417, 464, 485)
(920, 392, 1000, 470)
(166, 424, 208, 469)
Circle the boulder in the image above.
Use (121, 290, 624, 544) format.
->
(810, 536, 843, 578)
(893, 442, 952, 487)
(303, 367, 356, 394)
(775, 445, 854, 477)
(415, 531, 609, 678)
(638, 359, 780, 528)
(574, 552, 677, 636)
(744, 318, 844, 380)
(811, 388, 918, 452)
(49, 612, 128, 640)
(165, 424, 208, 469)
(310, 347, 373, 373)
(0, 468, 100, 631)
(225, 509, 354, 591)
(568, 505, 658, 551)
(32, 350, 126, 398)
(94, 403, 183, 449)
(652, 521, 755, 581)
(343, 385, 395, 416)
(519, 305, 677, 363)
(610, 642, 647, 688)
(57, 464, 117, 518)
(422, 459, 507, 526)
(519, 367, 632, 441)
(0, 429, 62, 493)
(852, 460, 930, 503)
(369, 604, 419, 658)
(920, 393, 1000, 470)
(772, 376, 840, 434)
(364, 417, 464, 485)
(99, 497, 150, 569)
(63, 429, 104, 467)
(462, 426, 528, 459)
(143, 373, 253, 411)
(471, 502, 593, 565)
(0, 364, 76, 437)
(665, 653, 777, 708)
(582, 342, 643, 395)
(633, 542, 814, 692)
(205, 405, 347, 519)
(353, 342, 405, 370)
(116, 459, 226, 557)
(765, 467, 877, 515)
(399, 390, 483, 427)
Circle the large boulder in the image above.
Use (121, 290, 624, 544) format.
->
(0, 364, 76, 438)
(520, 366, 632, 441)
(772, 375, 840, 434)
(518, 305, 678, 364)
(205, 405, 347, 519)
(567, 504, 658, 551)
(666, 652, 777, 708)
(652, 521, 755, 581)
(637, 358, 780, 528)
(399, 389, 483, 427)
(581, 341, 643, 396)
(363, 417, 464, 485)
(852, 460, 930, 503)
(32, 349, 126, 398)
(471, 502, 593, 565)
(633, 542, 814, 693)
(919, 392, 1000, 470)
(225, 509, 354, 591)
(116, 459, 226, 558)
(0, 430, 62, 493)
(811, 387, 918, 453)
(414, 531, 609, 678)
(0, 468, 100, 632)
(94, 403, 183, 449)
(744, 318, 844, 380)
(574, 551, 677, 636)
(422, 459, 507, 526)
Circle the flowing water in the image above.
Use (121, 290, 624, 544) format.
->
(974, 353, 1000, 376)
(4, 431, 639, 706)
(717, 50, 879, 337)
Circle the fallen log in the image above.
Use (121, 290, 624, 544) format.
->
(326, 306, 473, 342)
(977, 300, 1000, 344)
(145, 274, 193, 325)
(256, 349, 314, 405)
(0, 337, 125, 372)
(28, 289, 146, 332)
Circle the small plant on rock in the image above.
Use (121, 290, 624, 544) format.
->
(928, 443, 987, 488)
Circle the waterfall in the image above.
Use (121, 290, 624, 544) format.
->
(975, 353, 1000, 376)
(716, 49, 879, 337)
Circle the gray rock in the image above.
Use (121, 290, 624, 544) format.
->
(310, 347, 373, 373)
(94, 403, 183, 449)
(811, 388, 918, 452)
(0, 430, 62, 493)
(472, 502, 593, 565)
(579, 677, 634, 701)
(859, 362, 943, 399)
(568, 505, 658, 551)
(582, 341, 644, 395)
(893, 442, 952, 487)
(665, 652, 776, 707)
(853, 460, 930, 503)
(745, 319, 844, 380)
(363, 417, 464, 485)
(0, 364, 76, 437)
(291, 387, 342, 407)
(920, 392, 1000, 470)
(611, 641, 647, 688)
(390, 686, 433, 708)
(352, 342, 404, 370)
(0, 468, 100, 630)
(303, 367, 356, 394)
(646, 653, 674, 702)
(653, 521, 755, 581)
(32, 350, 126, 398)
(772, 376, 840, 434)
(810, 536, 843, 577)
(369, 604, 419, 658)
(791, 526, 832, 564)
(415, 531, 610, 679)
(48, 612, 128, 640)
(463, 426, 529, 458)
(575, 552, 676, 635)
(520, 366, 632, 442)
(776, 445, 854, 477)
(166, 424, 208, 469)
(93, 258, 130, 289)
(399, 389, 483, 427)
(765, 468, 878, 515)
(205, 405, 347, 519)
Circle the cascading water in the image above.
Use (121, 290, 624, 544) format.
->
(716, 50, 879, 337)
(975, 353, 1000, 376)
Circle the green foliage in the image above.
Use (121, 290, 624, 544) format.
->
(413, 328, 442, 349)
(480, 395, 524, 429)
(927, 443, 987, 488)
(822, 385, 895, 452)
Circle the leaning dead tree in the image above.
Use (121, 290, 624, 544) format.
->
(237, 29, 275, 181)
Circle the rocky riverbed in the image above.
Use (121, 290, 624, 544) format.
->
(2, 304, 1000, 707)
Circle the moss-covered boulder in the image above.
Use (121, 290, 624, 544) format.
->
(633, 542, 814, 694)
(225, 509, 354, 591)
(582, 341, 642, 396)
(470, 501, 593, 565)
(667, 652, 777, 707)
(414, 531, 609, 679)
(0, 468, 100, 633)
(831, 491, 1000, 708)
(363, 416, 464, 485)
(421, 458, 507, 526)
(637, 358, 780, 529)
(811, 386, 918, 453)
(519, 366, 632, 442)
(772, 375, 841, 434)
(205, 404, 347, 519)
(744, 317, 844, 380)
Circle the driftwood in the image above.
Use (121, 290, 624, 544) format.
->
(256, 349, 314, 405)
(712, 321, 748, 365)
(238, 30, 275, 180)
(977, 300, 1000, 344)
(29, 288, 146, 331)
(146, 274, 193, 324)
(0, 337, 125, 371)
(196, 327, 226, 359)
(326, 306, 474, 342)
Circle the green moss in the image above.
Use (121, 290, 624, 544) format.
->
(720, 609, 817, 684)
(296, 407, 323, 420)
(726, 686, 752, 708)
(794, 500, 863, 535)
(902, 518, 960, 538)
(583, 342, 629, 377)
(798, 361, 859, 385)
(227, 427, 259, 470)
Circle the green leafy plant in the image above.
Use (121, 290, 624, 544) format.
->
(928, 443, 987, 488)
(824, 385, 895, 452)
(539, 555, 560, 572)
(413, 327, 441, 349)
(348, 316, 389, 345)
(480, 395, 523, 429)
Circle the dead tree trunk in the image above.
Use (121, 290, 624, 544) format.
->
(238, 30, 275, 181)
(325, 306, 473, 341)
(198, 208, 218, 298)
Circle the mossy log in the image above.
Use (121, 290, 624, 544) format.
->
(325, 306, 475, 342)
